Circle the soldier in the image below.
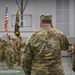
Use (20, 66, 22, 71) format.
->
(12, 38, 17, 64)
(1, 40, 6, 61)
(0, 38, 3, 62)
(15, 36, 23, 66)
(20, 40, 26, 65)
(21, 14, 71, 75)
(72, 41, 75, 72)
(5, 36, 14, 68)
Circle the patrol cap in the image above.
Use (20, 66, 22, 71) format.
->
(40, 14, 52, 23)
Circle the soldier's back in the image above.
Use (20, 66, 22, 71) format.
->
(25, 27, 67, 75)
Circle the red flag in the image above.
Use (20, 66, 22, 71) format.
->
(4, 5, 9, 36)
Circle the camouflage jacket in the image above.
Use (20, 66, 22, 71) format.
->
(22, 26, 69, 75)
(72, 41, 75, 72)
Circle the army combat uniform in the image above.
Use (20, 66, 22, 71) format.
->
(22, 26, 69, 75)
(5, 41, 14, 68)
(72, 41, 75, 72)
(0, 40, 3, 62)
(15, 40, 23, 66)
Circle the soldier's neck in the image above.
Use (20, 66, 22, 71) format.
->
(42, 23, 52, 28)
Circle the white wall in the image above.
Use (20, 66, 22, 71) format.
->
(35, 0, 56, 29)
(0, 0, 75, 39)
(0, 0, 56, 38)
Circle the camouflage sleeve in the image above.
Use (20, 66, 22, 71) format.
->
(22, 43, 32, 75)
(72, 50, 75, 72)
(72, 41, 75, 72)
(62, 35, 69, 51)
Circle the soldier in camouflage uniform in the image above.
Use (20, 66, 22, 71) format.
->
(12, 39, 17, 64)
(72, 41, 75, 72)
(1, 40, 6, 61)
(22, 14, 70, 75)
(0, 38, 3, 62)
(20, 41, 26, 65)
(15, 37, 23, 66)
(5, 36, 14, 68)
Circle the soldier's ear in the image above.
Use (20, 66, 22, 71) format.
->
(40, 22, 42, 27)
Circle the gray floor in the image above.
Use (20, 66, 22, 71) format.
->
(62, 57, 75, 75)
(0, 57, 75, 75)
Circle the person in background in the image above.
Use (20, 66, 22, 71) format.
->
(71, 41, 75, 72)
(0, 38, 3, 62)
(15, 36, 23, 66)
(22, 14, 72, 75)
(5, 36, 14, 68)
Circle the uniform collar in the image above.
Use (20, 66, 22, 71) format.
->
(41, 25, 52, 29)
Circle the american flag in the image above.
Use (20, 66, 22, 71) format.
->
(4, 5, 9, 36)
